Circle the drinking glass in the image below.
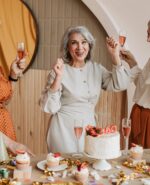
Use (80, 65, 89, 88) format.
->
(119, 30, 126, 48)
(17, 42, 25, 60)
(122, 118, 131, 155)
(17, 42, 25, 77)
(72, 119, 83, 158)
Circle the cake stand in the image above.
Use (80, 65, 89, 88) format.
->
(84, 152, 121, 171)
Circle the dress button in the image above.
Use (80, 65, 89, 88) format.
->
(88, 91, 90, 93)
(80, 69, 82, 72)
(83, 80, 86, 83)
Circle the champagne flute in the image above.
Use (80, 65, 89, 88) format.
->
(17, 42, 25, 60)
(122, 118, 131, 155)
(119, 30, 126, 48)
(72, 119, 83, 158)
(17, 42, 25, 77)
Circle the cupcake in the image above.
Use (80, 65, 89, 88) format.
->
(130, 144, 143, 160)
(16, 150, 30, 170)
(46, 152, 61, 167)
(75, 162, 89, 184)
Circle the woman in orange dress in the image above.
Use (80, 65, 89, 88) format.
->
(0, 57, 25, 141)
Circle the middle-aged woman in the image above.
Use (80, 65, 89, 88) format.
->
(40, 26, 131, 153)
(121, 20, 150, 148)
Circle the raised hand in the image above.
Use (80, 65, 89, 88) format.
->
(106, 37, 120, 65)
(10, 57, 26, 80)
(53, 58, 64, 78)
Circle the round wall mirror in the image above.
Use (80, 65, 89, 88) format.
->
(0, 0, 38, 76)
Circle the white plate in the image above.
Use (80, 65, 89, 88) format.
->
(37, 160, 67, 171)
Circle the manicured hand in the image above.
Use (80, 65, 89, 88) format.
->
(10, 57, 26, 79)
(120, 49, 137, 68)
(106, 37, 120, 65)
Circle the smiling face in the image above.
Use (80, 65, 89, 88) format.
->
(68, 32, 90, 65)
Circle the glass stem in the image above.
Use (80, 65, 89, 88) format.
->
(124, 137, 129, 155)
(76, 138, 79, 153)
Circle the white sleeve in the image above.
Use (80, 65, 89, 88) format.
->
(39, 70, 62, 114)
(101, 64, 131, 91)
(129, 65, 142, 85)
(145, 60, 150, 84)
(132, 58, 150, 85)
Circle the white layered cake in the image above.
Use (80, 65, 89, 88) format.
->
(84, 125, 121, 159)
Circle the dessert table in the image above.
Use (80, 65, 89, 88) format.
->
(29, 150, 150, 185)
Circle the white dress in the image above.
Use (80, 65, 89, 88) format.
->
(40, 61, 130, 153)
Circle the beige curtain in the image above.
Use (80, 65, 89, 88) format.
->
(0, 0, 36, 76)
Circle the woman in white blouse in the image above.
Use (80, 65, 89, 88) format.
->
(121, 20, 150, 148)
(40, 26, 131, 153)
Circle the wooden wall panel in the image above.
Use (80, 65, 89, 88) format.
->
(6, 0, 127, 154)
(7, 69, 50, 154)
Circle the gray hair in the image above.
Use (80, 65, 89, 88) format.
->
(60, 26, 95, 63)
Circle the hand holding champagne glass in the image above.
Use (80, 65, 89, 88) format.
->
(122, 118, 131, 155)
(17, 42, 26, 76)
(73, 119, 83, 158)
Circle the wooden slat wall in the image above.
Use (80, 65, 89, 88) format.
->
(8, 69, 50, 154)
(6, 0, 127, 154)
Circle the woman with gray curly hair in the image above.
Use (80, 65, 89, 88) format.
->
(40, 25, 131, 153)
(60, 26, 95, 62)
(121, 20, 150, 148)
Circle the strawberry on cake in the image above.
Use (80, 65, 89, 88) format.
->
(46, 152, 61, 167)
(84, 124, 121, 159)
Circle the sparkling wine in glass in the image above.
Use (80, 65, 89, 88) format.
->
(17, 42, 25, 60)
(74, 127, 83, 140)
(119, 30, 126, 47)
(122, 118, 131, 155)
(17, 42, 25, 77)
(73, 119, 83, 158)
